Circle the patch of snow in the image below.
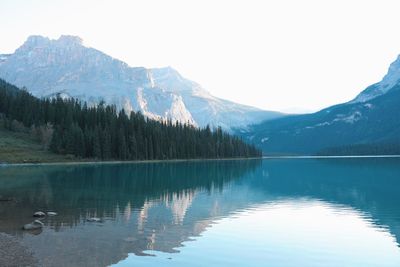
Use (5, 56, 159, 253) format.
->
(333, 111, 362, 124)
(0, 54, 9, 65)
(364, 103, 373, 109)
(165, 94, 197, 126)
(147, 70, 155, 88)
(311, 111, 362, 128)
(315, 122, 331, 127)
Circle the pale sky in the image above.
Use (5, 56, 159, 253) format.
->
(1, 0, 400, 113)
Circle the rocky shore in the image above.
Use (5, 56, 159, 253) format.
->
(0, 233, 38, 267)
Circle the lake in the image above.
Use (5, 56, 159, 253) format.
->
(0, 158, 400, 267)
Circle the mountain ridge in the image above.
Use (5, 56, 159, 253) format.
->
(0, 35, 283, 130)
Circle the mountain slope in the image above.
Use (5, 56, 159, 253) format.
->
(0, 35, 282, 130)
(240, 55, 400, 155)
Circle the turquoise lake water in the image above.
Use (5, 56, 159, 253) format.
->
(0, 158, 399, 266)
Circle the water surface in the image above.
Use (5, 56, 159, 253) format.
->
(0, 158, 399, 266)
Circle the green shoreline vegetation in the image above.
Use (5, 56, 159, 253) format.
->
(0, 79, 261, 163)
(0, 127, 74, 163)
(0, 124, 262, 164)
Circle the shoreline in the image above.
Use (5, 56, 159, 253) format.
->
(0, 233, 38, 267)
(0, 156, 263, 167)
(1, 155, 400, 167)
(263, 155, 400, 159)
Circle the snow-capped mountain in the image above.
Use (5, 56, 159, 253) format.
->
(0, 35, 282, 130)
(240, 54, 400, 154)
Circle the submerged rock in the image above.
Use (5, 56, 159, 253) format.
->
(23, 220, 44, 230)
(33, 211, 46, 217)
(0, 196, 14, 202)
(86, 217, 102, 222)
(123, 237, 137, 243)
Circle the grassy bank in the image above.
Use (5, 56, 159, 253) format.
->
(0, 129, 74, 163)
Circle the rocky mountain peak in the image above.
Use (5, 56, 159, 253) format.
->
(353, 54, 400, 103)
(381, 54, 400, 89)
(18, 35, 50, 51)
(57, 35, 83, 46)
(0, 34, 282, 130)
(18, 35, 83, 53)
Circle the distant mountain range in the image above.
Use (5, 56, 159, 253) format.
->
(2, 35, 399, 156)
(239, 55, 400, 155)
(0, 35, 282, 130)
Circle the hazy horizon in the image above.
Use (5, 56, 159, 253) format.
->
(1, 0, 400, 113)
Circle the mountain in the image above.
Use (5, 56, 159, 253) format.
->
(240, 55, 400, 155)
(0, 35, 282, 130)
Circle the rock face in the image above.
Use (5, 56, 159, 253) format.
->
(0, 35, 283, 130)
(241, 54, 400, 154)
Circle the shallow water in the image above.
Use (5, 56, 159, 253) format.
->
(0, 158, 399, 266)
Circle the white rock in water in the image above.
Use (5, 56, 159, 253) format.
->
(86, 217, 101, 222)
(23, 220, 44, 230)
(33, 211, 46, 217)
(47, 212, 57, 216)
(33, 220, 44, 226)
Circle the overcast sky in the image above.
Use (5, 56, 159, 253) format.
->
(1, 0, 400, 113)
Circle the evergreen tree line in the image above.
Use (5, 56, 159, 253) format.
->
(0, 79, 261, 160)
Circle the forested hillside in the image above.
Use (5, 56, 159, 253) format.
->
(240, 85, 400, 155)
(240, 53, 400, 156)
(0, 79, 261, 161)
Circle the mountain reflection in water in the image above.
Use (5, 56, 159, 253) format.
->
(0, 158, 399, 267)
